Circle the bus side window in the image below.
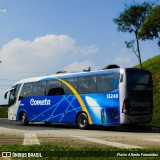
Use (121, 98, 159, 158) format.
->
(79, 76, 96, 94)
(48, 88, 64, 96)
(8, 89, 16, 106)
(9, 84, 22, 103)
(97, 73, 119, 92)
(47, 80, 64, 96)
(20, 83, 33, 99)
(63, 78, 78, 95)
(98, 75, 110, 92)
(112, 73, 119, 89)
(33, 81, 46, 96)
(14, 84, 22, 100)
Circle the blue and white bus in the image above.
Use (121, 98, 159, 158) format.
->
(5, 68, 153, 129)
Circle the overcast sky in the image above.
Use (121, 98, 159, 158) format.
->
(0, 0, 159, 104)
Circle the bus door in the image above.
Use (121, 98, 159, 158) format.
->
(5, 84, 22, 120)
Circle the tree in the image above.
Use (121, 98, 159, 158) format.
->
(56, 71, 67, 74)
(83, 67, 91, 72)
(103, 64, 120, 70)
(113, 2, 153, 68)
(138, 5, 160, 47)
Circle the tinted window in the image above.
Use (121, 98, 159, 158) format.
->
(33, 81, 46, 96)
(9, 89, 16, 106)
(79, 76, 96, 94)
(14, 84, 22, 99)
(47, 80, 64, 96)
(20, 83, 33, 98)
(97, 73, 119, 92)
(8, 84, 22, 106)
(127, 69, 152, 85)
(63, 78, 78, 95)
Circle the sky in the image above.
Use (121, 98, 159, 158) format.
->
(0, 0, 159, 104)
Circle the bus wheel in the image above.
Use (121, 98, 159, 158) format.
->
(77, 113, 88, 129)
(21, 112, 28, 126)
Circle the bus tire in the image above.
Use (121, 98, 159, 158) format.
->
(21, 112, 29, 126)
(77, 113, 88, 129)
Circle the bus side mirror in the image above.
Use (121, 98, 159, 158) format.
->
(4, 89, 14, 99)
(4, 92, 8, 99)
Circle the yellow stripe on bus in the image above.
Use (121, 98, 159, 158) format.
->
(56, 78, 92, 125)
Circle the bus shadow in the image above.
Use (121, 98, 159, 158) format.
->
(16, 122, 79, 131)
(99, 125, 160, 133)
(12, 122, 160, 133)
(1, 118, 160, 133)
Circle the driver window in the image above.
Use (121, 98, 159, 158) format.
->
(8, 89, 16, 106)
(20, 83, 33, 98)
(8, 84, 22, 106)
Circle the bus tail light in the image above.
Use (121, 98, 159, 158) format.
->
(122, 99, 128, 114)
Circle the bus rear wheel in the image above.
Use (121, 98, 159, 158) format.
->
(77, 113, 88, 129)
(21, 112, 29, 126)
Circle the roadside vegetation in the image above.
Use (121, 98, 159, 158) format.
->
(0, 144, 160, 160)
(0, 105, 7, 118)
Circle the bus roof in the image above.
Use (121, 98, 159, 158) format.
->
(13, 68, 122, 86)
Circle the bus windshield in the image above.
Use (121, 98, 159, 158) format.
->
(8, 84, 22, 106)
(127, 69, 152, 86)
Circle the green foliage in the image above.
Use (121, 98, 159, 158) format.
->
(113, 2, 152, 34)
(125, 40, 135, 49)
(0, 145, 159, 160)
(83, 67, 91, 72)
(56, 71, 67, 74)
(125, 40, 139, 59)
(135, 55, 160, 71)
(113, 1, 153, 69)
(138, 5, 160, 46)
(0, 105, 8, 118)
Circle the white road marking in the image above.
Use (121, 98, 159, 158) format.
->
(23, 133, 40, 145)
(144, 139, 160, 142)
(72, 136, 142, 149)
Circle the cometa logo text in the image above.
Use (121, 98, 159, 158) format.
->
(30, 98, 51, 106)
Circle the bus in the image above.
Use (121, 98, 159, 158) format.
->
(4, 68, 153, 129)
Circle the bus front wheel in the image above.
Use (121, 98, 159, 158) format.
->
(77, 113, 88, 129)
(21, 112, 29, 126)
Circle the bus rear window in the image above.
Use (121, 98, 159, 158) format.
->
(127, 69, 152, 86)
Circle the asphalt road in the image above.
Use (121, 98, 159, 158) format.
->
(0, 118, 160, 148)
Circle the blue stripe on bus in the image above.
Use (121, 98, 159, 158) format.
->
(16, 69, 120, 125)
(17, 90, 120, 125)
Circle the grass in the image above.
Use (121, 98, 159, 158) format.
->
(0, 105, 8, 118)
(0, 144, 160, 160)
